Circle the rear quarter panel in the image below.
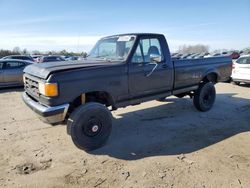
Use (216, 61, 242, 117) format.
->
(173, 56, 232, 89)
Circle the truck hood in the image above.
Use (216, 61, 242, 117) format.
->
(24, 59, 121, 79)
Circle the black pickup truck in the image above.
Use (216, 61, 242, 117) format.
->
(22, 33, 232, 151)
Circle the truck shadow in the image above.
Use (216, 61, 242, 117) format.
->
(238, 83, 250, 88)
(91, 93, 250, 160)
(0, 86, 24, 94)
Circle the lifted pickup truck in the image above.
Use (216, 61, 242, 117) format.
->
(22, 33, 232, 151)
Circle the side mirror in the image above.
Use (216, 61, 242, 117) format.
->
(150, 54, 162, 63)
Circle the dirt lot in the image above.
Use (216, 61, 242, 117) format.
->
(0, 83, 250, 188)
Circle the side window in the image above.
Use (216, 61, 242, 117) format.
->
(237, 57, 250, 64)
(132, 38, 164, 63)
(124, 40, 134, 57)
(242, 58, 250, 64)
(131, 42, 143, 63)
(143, 38, 163, 62)
(21, 57, 28, 60)
(5, 62, 25, 69)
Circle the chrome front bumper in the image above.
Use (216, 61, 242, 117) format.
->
(22, 92, 69, 124)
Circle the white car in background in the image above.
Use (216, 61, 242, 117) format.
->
(231, 55, 250, 85)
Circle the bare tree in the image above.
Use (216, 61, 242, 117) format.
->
(12, 46, 21, 54)
(31, 50, 42, 55)
(22, 48, 28, 55)
(178, 44, 209, 54)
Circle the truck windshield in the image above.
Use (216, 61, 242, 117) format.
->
(88, 35, 136, 61)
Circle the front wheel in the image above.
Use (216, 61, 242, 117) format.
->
(67, 102, 112, 151)
(193, 82, 216, 112)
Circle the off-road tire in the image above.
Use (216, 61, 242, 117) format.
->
(193, 82, 216, 112)
(67, 102, 112, 151)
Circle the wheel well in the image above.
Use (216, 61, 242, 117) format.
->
(202, 73, 218, 83)
(70, 91, 114, 110)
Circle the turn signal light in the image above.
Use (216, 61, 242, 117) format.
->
(39, 83, 58, 97)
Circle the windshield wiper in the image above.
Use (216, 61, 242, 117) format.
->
(87, 56, 112, 63)
(92, 55, 110, 58)
(87, 55, 124, 62)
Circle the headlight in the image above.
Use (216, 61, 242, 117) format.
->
(38, 83, 58, 97)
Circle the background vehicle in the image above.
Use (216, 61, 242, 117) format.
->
(2, 55, 34, 62)
(224, 51, 240, 59)
(171, 53, 183, 60)
(0, 59, 32, 88)
(195, 52, 210, 59)
(186, 53, 199, 59)
(65, 56, 79, 61)
(231, 55, 250, 85)
(39, 55, 65, 63)
(179, 53, 193, 59)
(22, 33, 232, 151)
(32, 55, 42, 63)
(204, 53, 221, 58)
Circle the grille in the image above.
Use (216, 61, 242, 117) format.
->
(24, 76, 40, 97)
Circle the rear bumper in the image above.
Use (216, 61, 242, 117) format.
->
(22, 92, 69, 124)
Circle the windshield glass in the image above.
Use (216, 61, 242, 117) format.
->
(236, 57, 250, 64)
(88, 35, 136, 61)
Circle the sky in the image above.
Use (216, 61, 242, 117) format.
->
(0, 0, 249, 53)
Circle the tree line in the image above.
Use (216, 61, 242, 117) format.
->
(178, 44, 250, 54)
(178, 44, 209, 54)
(0, 47, 87, 58)
(1, 45, 249, 58)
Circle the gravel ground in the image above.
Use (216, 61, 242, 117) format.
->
(0, 83, 249, 188)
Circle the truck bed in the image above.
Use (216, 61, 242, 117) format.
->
(173, 56, 232, 90)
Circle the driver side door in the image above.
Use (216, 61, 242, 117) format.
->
(128, 37, 172, 97)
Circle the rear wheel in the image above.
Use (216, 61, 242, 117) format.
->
(193, 82, 216, 112)
(67, 102, 112, 151)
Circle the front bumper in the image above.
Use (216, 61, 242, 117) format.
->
(22, 92, 69, 124)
